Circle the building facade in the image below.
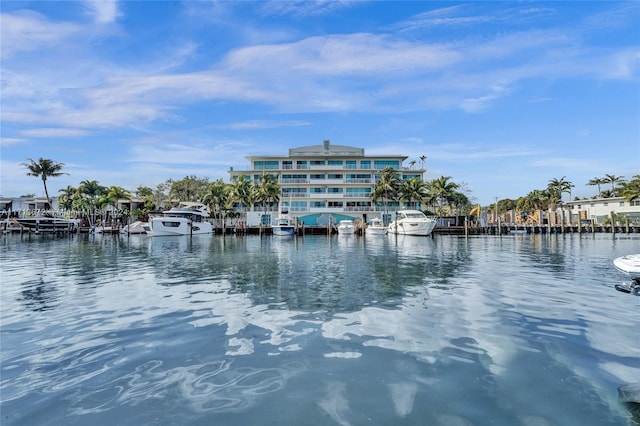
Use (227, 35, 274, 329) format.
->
(228, 140, 425, 226)
(565, 197, 640, 224)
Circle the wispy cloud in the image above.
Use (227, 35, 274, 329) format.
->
(224, 120, 312, 130)
(20, 128, 91, 138)
(0, 10, 79, 59)
(83, 0, 121, 24)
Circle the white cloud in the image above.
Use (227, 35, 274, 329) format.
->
(83, 0, 120, 24)
(20, 128, 91, 138)
(0, 10, 79, 59)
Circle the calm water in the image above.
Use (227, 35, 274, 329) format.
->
(1, 232, 639, 425)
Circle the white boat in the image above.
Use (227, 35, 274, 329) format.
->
(16, 216, 80, 232)
(388, 210, 437, 236)
(337, 219, 355, 234)
(121, 220, 150, 234)
(366, 217, 387, 235)
(272, 214, 295, 236)
(150, 203, 214, 236)
(614, 254, 640, 280)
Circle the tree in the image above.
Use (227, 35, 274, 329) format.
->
(57, 185, 78, 210)
(603, 174, 626, 197)
(253, 173, 280, 215)
(547, 176, 574, 205)
(169, 176, 210, 203)
(228, 175, 254, 212)
(619, 175, 640, 202)
(203, 179, 231, 228)
(21, 157, 67, 208)
(372, 167, 402, 216)
(426, 176, 459, 215)
(587, 177, 605, 197)
(399, 177, 428, 210)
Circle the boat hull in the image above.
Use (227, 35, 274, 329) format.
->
(150, 217, 213, 236)
(366, 227, 387, 235)
(16, 217, 79, 232)
(273, 226, 295, 236)
(614, 254, 640, 280)
(388, 220, 436, 236)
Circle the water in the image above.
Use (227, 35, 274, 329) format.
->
(1, 232, 639, 425)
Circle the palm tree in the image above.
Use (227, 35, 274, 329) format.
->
(427, 176, 459, 215)
(21, 157, 67, 208)
(371, 167, 401, 217)
(419, 155, 427, 169)
(547, 176, 574, 204)
(587, 177, 605, 198)
(619, 175, 640, 202)
(228, 175, 254, 213)
(253, 173, 280, 216)
(603, 174, 626, 197)
(203, 179, 231, 229)
(398, 177, 428, 210)
(408, 160, 416, 169)
(57, 185, 78, 210)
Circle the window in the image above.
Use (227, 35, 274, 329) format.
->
(328, 160, 343, 166)
(310, 174, 325, 179)
(346, 160, 356, 169)
(310, 160, 325, 166)
(619, 201, 625, 207)
(327, 188, 343, 193)
(254, 160, 279, 170)
(374, 160, 400, 169)
(282, 161, 293, 170)
(360, 160, 371, 169)
(328, 201, 343, 208)
(310, 201, 326, 208)
(327, 174, 343, 179)
(310, 187, 326, 193)
(296, 161, 307, 169)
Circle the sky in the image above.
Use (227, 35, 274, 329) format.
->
(1, 1, 639, 205)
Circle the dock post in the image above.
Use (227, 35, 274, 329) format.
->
(610, 211, 616, 235)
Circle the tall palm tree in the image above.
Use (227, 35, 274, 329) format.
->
(587, 177, 605, 198)
(427, 176, 459, 215)
(399, 177, 428, 210)
(253, 173, 280, 215)
(603, 174, 626, 197)
(371, 167, 401, 216)
(21, 157, 67, 208)
(203, 179, 231, 229)
(419, 155, 427, 169)
(547, 176, 574, 204)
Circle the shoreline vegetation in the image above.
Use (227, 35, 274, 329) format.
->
(4, 157, 640, 232)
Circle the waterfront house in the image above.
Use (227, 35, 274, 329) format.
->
(228, 140, 425, 226)
(564, 197, 640, 224)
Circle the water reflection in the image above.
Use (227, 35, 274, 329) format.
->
(1, 233, 638, 425)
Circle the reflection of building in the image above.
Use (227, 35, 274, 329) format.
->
(228, 140, 425, 226)
(565, 197, 640, 224)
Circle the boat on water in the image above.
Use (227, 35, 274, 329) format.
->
(337, 219, 355, 234)
(150, 203, 214, 236)
(366, 217, 387, 235)
(16, 216, 80, 232)
(614, 254, 640, 280)
(388, 210, 437, 236)
(272, 214, 296, 236)
(121, 220, 151, 234)
(613, 254, 640, 294)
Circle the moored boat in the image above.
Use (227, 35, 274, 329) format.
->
(16, 216, 80, 233)
(366, 217, 387, 235)
(337, 219, 355, 234)
(121, 220, 151, 234)
(150, 203, 213, 236)
(272, 215, 295, 236)
(388, 210, 436, 236)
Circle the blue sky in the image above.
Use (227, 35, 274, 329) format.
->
(1, 1, 638, 205)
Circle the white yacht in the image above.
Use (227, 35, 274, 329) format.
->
(366, 217, 387, 235)
(613, 254, 640, 294)
(121, 220, 151, 234)
(387, 210, 437, 236)
(337, 220, 355, 234)
(150, 203, 214, 236)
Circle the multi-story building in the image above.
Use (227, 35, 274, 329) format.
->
(565, 197, 640, 224)
(228, 140, 425, 226)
